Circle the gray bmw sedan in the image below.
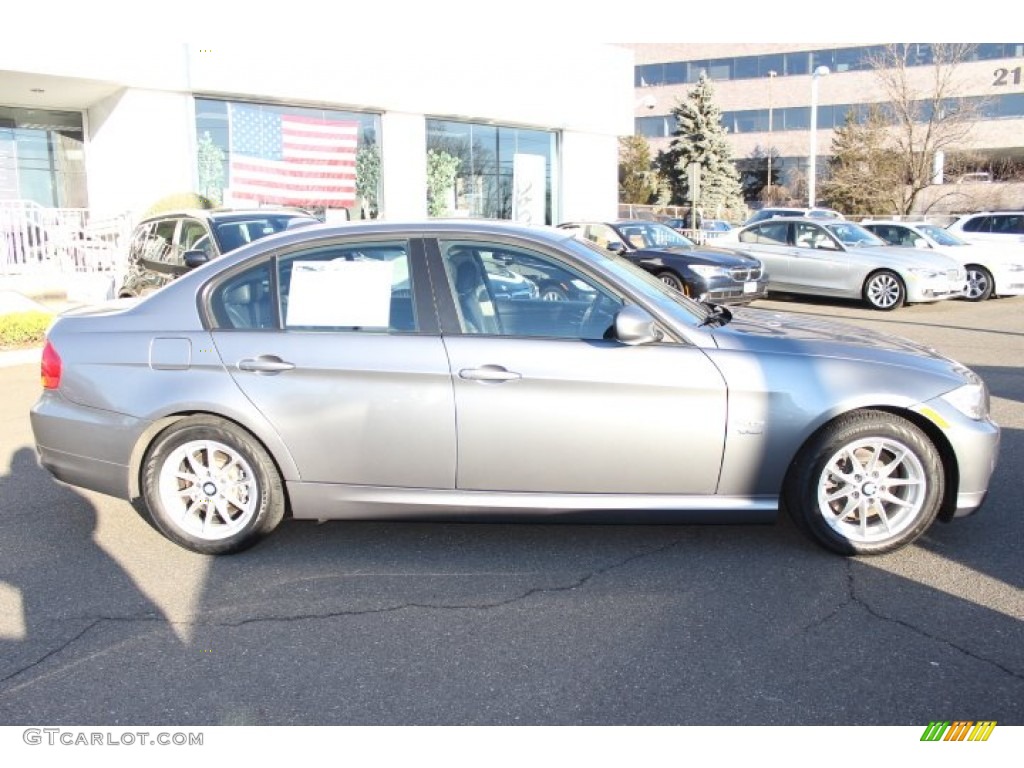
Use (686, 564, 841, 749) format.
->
(30, 220, 1000, 556)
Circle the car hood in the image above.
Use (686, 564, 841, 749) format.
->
(634, 246, 760, 268)
(708, 305, 968, 380)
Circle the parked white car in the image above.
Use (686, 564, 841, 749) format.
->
(947, 211, 1024, 247)
(862, 220, 1024, 301)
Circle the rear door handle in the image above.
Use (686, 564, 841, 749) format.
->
(459, 365, 521, 382)
(238, 355, 295, 374)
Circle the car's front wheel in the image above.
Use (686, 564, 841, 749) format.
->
(657, 271, 689, 295)
(963, 265, 993, 301)
(141, 416, 285, 555)
(783, 411, 943, 555)
(863, 270, 905, 310)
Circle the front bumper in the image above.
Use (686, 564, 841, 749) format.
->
(912, 396, 1000, 519)
(906, 273, 967, 303)
(702, 275, 770, 306)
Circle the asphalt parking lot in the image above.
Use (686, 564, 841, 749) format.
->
(0, 293, 1021, 727)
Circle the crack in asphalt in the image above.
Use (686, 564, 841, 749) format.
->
(806, 561, 1023, 680)
(0, 537, 687, 689)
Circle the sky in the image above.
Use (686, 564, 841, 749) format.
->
(6, 1, 1013, 45)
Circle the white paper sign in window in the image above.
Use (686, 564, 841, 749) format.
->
(286, 260, 394, 328)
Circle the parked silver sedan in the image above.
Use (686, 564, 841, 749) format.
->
(30, 220, 999, 556)
(735, 218, 967, 310)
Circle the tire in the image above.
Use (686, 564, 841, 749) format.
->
(141, 416, 285, 555)
(540, 286, 568, 302)
(657, 271, 688, 295)
(963, 265, 993, 301)
(783, 411, 943, 555)
(863, 270, 905, 311)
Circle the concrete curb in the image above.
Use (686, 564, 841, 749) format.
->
(0, 346, 42, 369)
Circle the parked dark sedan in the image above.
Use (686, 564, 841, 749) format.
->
(558, 220, 768, 305)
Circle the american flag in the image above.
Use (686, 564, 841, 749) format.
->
(228, 104, 358, 207)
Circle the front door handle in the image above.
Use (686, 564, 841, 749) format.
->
(238, 355, 295, 374)
(459, 365, 521, 382)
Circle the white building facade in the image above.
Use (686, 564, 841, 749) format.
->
(0, 41, 635, 224)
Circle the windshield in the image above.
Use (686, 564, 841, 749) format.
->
(824, 222, 888, 247)
(214, 215, 316, 253)
(614, 221, 695, 250)
(917, 224, 968, 246)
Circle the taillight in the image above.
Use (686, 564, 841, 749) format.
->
(41, 341, 62, 389)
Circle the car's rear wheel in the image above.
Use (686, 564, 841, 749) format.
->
(863, 270, 905, 310)
(141, 416, 285, 555)
(963, 265, 993, 301)
(783, 411, 943, 555)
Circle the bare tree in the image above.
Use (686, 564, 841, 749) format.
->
(821, 105, 904, 216)
(866, 43, 982, 214)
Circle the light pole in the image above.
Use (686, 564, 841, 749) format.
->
(766, 70, 777, 194)
(808, 65, 829, 208)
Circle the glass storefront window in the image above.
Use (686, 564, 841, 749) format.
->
(0, 107, 85, 207)
(194, 98, 380, 220)
(426, 119, 557, 225)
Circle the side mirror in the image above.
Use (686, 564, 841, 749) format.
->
(606, 240, 626, 254)
(816, 239, 839, 251)
(913, 238, 928, 248)
(183, 249, 210, 269)
(614, 305, 663, 346)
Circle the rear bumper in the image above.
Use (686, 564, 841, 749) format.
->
(30, 391, 146, 500)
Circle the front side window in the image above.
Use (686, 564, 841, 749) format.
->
(441, 241, 622, 340)
(146, 220, 179, 264)
(179, 219, 209, 251)
(795, 222, 830, 249)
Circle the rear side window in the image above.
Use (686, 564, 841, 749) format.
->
(741, 222, 788, 245)
(993, 215, 1024, 234)
(278, 241, 416, 332)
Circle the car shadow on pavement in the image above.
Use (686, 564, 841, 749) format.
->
(179, 498, 1024, 725)
(0, 447, 183, 720)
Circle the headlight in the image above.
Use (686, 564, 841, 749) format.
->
(907, 267, 940, 279)
(690, 264, 728, 278)
(941, 381, 990, 420)
(1006, 263, 1024, 272)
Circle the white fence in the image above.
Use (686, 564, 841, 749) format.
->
(0, 200, 133, 276)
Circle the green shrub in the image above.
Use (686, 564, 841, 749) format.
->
(143, 192, 217, 217)
(0, 311, 54, 348)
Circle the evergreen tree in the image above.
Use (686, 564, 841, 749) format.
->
(820, 105, 903, 216)
(618, 135, 661, 204)
(656, 74, 745, 218)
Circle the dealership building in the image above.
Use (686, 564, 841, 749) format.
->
(625, 43, 1024, 208)
(0, 41, 633, 225)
